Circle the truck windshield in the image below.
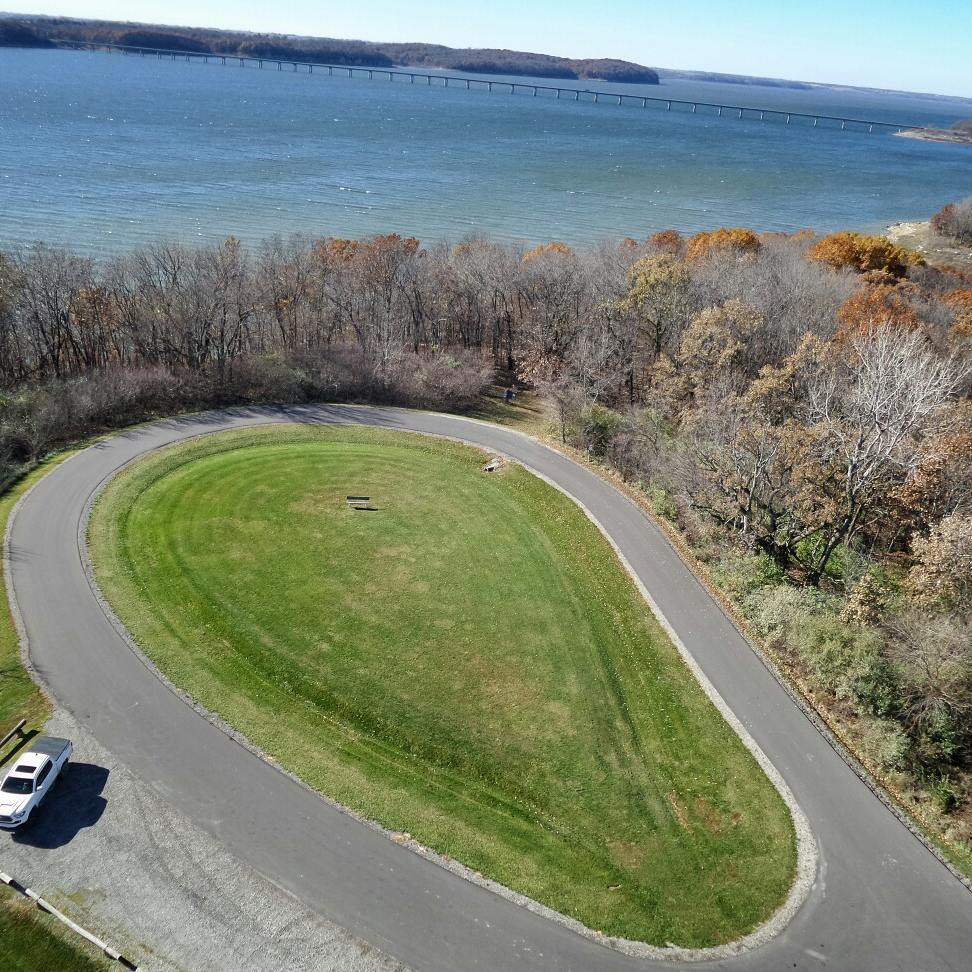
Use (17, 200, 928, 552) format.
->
(1, 777, 33, 795)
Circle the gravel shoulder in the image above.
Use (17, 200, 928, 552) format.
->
(1, 709, 407, 972)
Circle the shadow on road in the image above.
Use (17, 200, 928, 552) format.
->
(11, 762, 108, 848)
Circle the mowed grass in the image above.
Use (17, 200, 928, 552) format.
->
(90, 425, 795, 946)
(0, 893, 110, 972)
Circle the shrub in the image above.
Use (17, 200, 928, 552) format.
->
(711, 550, 784, 601)
(859, 718, 912, 772)
(926, 771, 962, 813)
(907, 513, 972, 611)
(931, 197, 972, 244)
(808, 232, 924, 277)
(742, 583, 830, 638)
(644, 482, 678, 521)
(840, 572, 890, 626)
(685, 228, 761, 263)
(792, 614, 898, 717)
(579, 403, 627, 458)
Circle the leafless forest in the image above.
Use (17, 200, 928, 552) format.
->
(2, 218, 971, 856)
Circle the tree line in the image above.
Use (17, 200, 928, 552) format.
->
(2, 15, 660, 83)
(2, 220, 972, 856)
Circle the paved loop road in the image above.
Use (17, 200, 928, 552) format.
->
(8, 406, 972, 971)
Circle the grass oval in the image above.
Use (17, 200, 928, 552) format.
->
(89, 425, 795, 946)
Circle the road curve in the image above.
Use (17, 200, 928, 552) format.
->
(7, 405, 972, 971)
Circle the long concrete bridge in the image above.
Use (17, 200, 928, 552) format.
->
(55, 41, 931, 136)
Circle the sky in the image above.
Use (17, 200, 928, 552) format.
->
(9, 1, 972, 97)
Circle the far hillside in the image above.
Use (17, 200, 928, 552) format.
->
(0, 15, 660, 83)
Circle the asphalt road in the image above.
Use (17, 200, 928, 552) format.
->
(8, 405, 972, 971)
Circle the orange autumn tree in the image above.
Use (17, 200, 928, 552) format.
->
(835, 281, 922, 340)
(808, 231, 924, 277)
(648, 229, 684, 255)
(521, 241, 572, 263)
(685, 227, 761, 262)
(943, 288, 972, 337)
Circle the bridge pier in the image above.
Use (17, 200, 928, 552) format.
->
(593, 92, 599, 104)
(667, 100, 671, 110)
(813, 117, 818, 127)
(738, 108, 743, 119)
(692, 103, 697, 113)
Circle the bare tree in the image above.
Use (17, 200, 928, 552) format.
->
(805, 325, 967, 580)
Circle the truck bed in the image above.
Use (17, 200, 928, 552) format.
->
(28, 736, 72, 761)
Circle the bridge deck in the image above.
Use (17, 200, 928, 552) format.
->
(53, 42, 929, 135)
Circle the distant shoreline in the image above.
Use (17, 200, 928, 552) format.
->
(896, 127, 972, 146)
(885, 219, 972, 270)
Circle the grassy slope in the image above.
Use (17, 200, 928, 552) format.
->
(90, 425, 795, 946)
(0, 457, 111, 972)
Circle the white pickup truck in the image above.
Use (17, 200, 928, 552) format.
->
(0, 736, 72, 829)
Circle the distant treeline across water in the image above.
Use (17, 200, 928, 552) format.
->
(0, 15, 660, 84)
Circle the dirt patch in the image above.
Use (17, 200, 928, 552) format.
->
(668, 792, 690, 829)
(609, 840, 645, 870)
(695, 797, 724, 834)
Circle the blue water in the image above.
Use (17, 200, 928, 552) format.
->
(1, 48, 970, 255)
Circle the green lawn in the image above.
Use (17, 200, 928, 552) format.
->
(90, 425, 795, 946)
(0, 892, 109, 972)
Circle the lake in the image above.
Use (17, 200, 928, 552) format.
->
(1, 47, 970, 256)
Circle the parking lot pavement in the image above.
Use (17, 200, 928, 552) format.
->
(1, 710, 408, 972)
